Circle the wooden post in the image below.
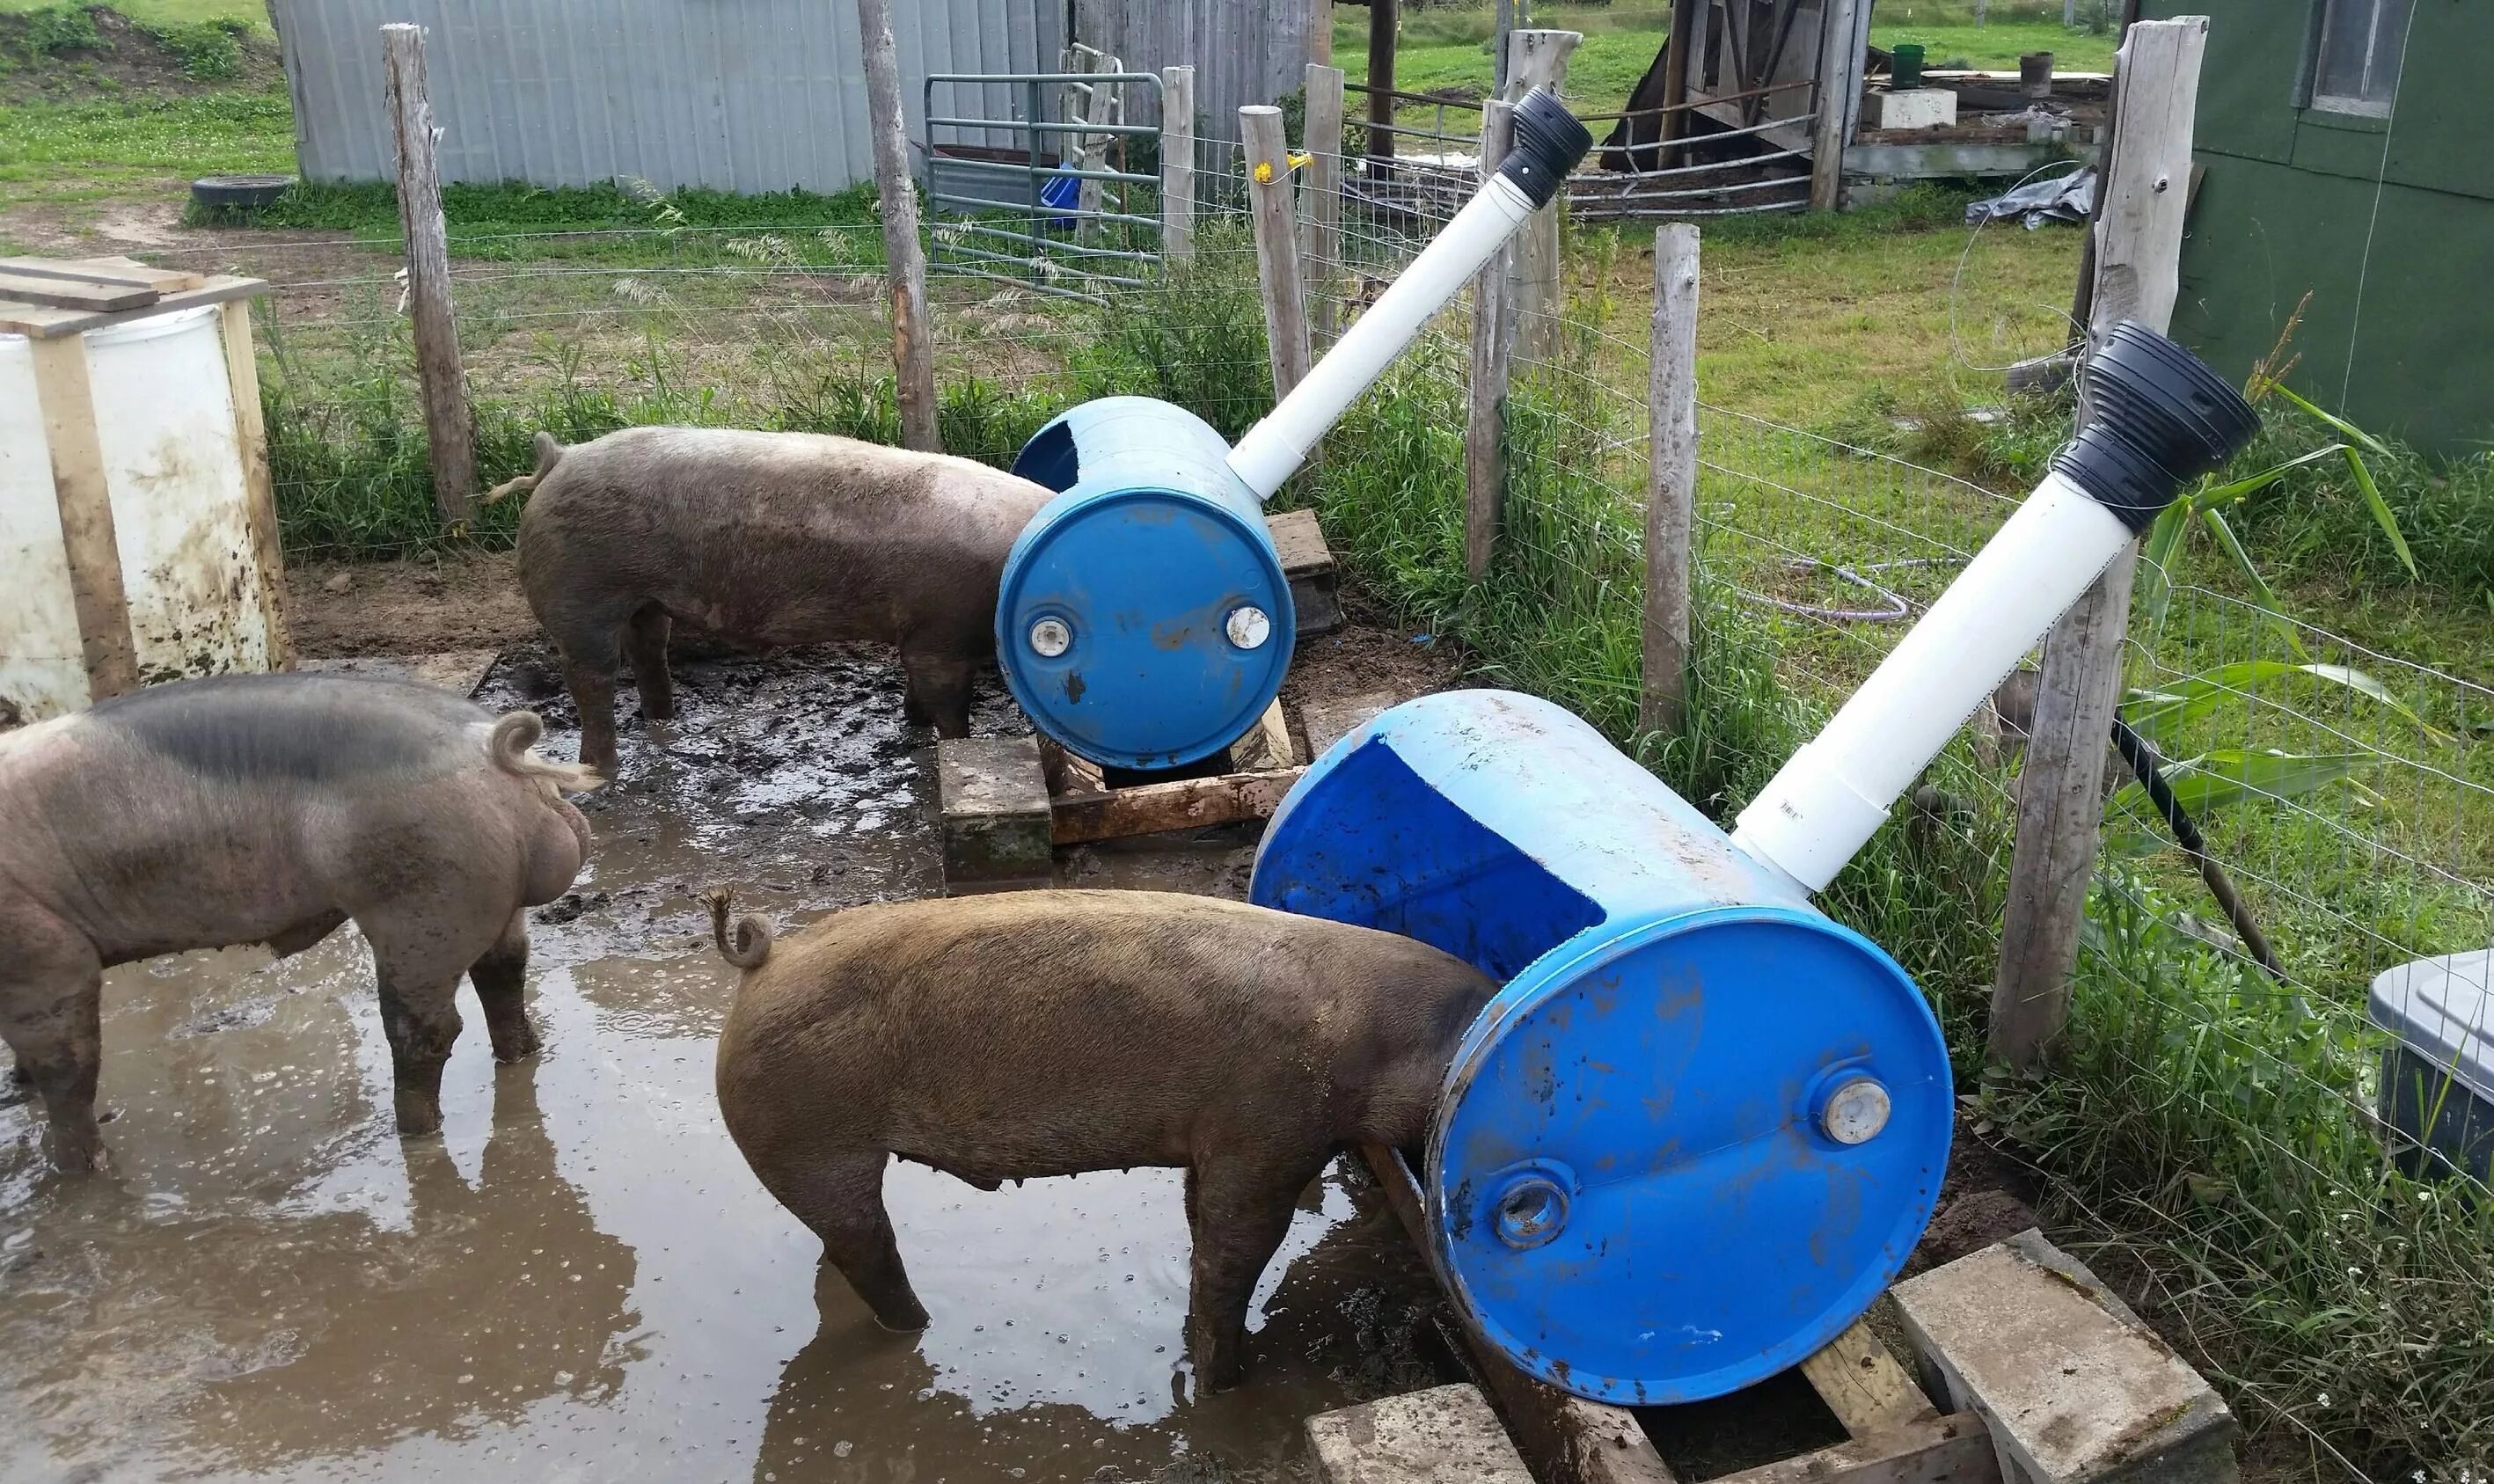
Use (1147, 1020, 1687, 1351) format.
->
(857, 0, 941, 452)
(1640, 223, 1698, 739)
(1071, 52, 1119, 249)
(1491, 0, 1516, 97)
(1304, 63, 1345, 347)
(1465, 100, 1518, 581)
(1365, 0, 1398, 176)
(28, 336, 140, 699)
(220, 300, 290, 670)
(1243, 105, 1313, 404)
(1160, 65, 1196, 266)
(1809, 0, 1864, 212)
(1988, 17, 2209, 1071)
(382, 23, 474, 528)
(1309, 0, 1332, 64)
(1660, 0, 1700, 150)
(1506, 29, 1580, 363)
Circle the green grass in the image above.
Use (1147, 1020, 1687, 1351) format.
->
(0, 0, 258, 26)
(0, 84, 290, 202)
(1869, 19, 2115, 72)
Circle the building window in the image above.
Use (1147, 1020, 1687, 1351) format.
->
(2310, 0, 2411, 117)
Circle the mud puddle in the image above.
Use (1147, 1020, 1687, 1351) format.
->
(0, 644, 1453, 1482)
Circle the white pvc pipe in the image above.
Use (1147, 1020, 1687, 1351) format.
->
(1730, 471, 2132, 894)
(1227, 173, 1537, 501)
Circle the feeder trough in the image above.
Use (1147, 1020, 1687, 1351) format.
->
(998, 88, 1594, 771)
(1252, 323, 2260, 1405)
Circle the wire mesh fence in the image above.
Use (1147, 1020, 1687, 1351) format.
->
(168, 103, 2494, 1472)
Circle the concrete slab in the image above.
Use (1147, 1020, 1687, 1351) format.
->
(1306, 1384, 1535, 1484)
(1229, 698, 1296, 774)
(296, 648, 501, 698)
(936, 736, 1053, 887)
(1268, 508, 1343, 637)
(1891, 1230, 2238, 1484)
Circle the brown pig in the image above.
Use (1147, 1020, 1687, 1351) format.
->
(489, 428, 1057, 776)
(704, 888, 1499, 1389)
(0, 674, 599, 1172)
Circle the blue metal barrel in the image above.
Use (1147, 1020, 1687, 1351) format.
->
(1250, 691, 1953, 1404)
(999, 398, 1296, 771)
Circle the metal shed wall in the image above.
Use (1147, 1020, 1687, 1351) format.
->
(270, 0, 1064, 192)
(1071, 0, 1316, 135)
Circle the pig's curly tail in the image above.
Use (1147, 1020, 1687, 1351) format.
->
(483, 430, 565, 504)
(486, 712, 605, 793)
(701, 888, 774, 970)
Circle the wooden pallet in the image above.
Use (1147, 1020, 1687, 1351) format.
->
(1355, 1144, 1999, 1484)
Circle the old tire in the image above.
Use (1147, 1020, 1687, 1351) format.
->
(190, 174, 295, 212)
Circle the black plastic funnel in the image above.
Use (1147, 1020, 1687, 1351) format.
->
(2051, 320, 2262, 532)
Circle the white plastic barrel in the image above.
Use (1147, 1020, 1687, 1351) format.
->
(0, 304, 274, 723)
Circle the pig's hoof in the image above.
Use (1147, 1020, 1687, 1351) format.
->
(392, 1099, 445, 1138)
(867, 1298, 933, 1334)
(48, 1137, 109, 1175)
(491, 1027, 542, 1063)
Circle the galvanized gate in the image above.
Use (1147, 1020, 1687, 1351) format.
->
(921, 62, 1166, 302)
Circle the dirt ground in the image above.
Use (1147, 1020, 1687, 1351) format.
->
(2, 564, 2051, 1482)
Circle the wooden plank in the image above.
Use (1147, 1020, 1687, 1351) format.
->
(1505, 30, 1580, 363)
(1160, 65, 1196, 265)
(0, 275, 264, 340)
(383, 24, 477, 526)
(1304, 62, 1345, 347)
(1243, 105, 1313, 403)
(1071, 49, 1120, 250)
(1810, 0, 1866, 210)
(1800, 1318, 1940, 1436)
(219, 299, 291, 671)
(1708, 1415, 2000, 1484)
(27, 336, 139, 701)
(1050, 768, 1303, 844)
(1466, 99, 1516, 581)
(1638, 223, 1697, 738)
(1361, 1146, 1680, 1484)
(1266, 507, 1343, 636)
(0, 255, 202, 291)
(0, 273, 157, 312)
(857, 0, 941, 452)
(1989, 17, 2207, 1071)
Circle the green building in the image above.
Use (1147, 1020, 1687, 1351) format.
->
(2139, 0, 2489, 456)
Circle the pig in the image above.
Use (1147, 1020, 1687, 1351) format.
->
(703, 888, 1500, 1389)
(0, 673, 600, 1173)
(487, 428, 1057, 776)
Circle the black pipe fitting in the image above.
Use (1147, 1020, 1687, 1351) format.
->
(2050, 321, 2262, 533)
(1497, 87, 1594, 210)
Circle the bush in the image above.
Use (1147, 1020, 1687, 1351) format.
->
(144, 18, 250, 79)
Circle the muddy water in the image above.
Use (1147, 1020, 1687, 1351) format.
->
(0, 647, 1452, 1483)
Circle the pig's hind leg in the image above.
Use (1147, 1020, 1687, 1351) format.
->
(547, 625, 625, 778)
(467, 910, 540, 1064)
(763, 1151, 933, 1333)
(622, 603, 676, 722)
(0, 906, 108, 1172)
(1182, 1149, 1332, 1390)
(362, 906, 504, 1137)
(899, 651, 975, 738)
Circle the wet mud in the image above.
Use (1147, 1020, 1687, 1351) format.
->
(0, 642, 1455, 1482)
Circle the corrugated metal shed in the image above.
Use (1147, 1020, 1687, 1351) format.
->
(269, 0, 1064, 191)
(1070, 0, 1315, 134)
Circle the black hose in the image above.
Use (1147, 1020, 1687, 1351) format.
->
(2108, 715, 2286, 983)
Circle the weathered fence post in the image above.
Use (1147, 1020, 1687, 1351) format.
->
(1661, 0, 1700, 150)
(1243, 105, 1313, 404)
(381, 23, 473, 527)
(1160, 65, 1196, 265)
(1465, 99, 1517, 581)
(1505, 29, 1580, 362)
(1640, 223, 1699, 739)
(1304, 62, 1345, 347)
(1366, 0, 1399, 179)
(857, 0, 941, 452)
(1069, 49, 1121, 249)
(1490, 0, 1516, 97)
(1809, 0, 1865, 212)
(1989, 16, 2210, 1071)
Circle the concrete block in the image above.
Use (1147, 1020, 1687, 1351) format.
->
(1267, 508, 1343, 637)
(1306, 1384, 1535, 1484)
(1891, 1230, 2238, 1484)
(937, 736, 1053, 886)
(1874, 88, 1961, 130)
(1230, 698, 1296, 773)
